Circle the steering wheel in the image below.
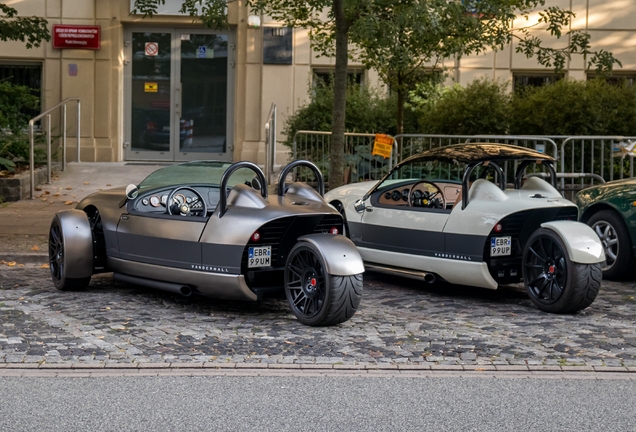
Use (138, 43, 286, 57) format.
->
(166, 187, 208, 217)
(408, 181, 446, 209)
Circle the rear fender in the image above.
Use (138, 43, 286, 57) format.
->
(296, 234, 365, 276)
(540, 221, 605, 264)
(53, 210, 94, 278)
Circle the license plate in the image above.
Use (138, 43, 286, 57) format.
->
(248, 246, 271, 268)
(491, 236, 511, 257)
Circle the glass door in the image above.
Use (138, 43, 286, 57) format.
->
(124, 29, 233, 161)
(177, 32, 230, 159)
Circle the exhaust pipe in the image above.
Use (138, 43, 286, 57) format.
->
(364, 263, 437, 283)
(114, 273, 193, 297)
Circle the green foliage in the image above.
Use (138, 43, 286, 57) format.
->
(0, 80, 40, 134)
(416, 79, 511, 135)
(283, 81, 416, 146)
(509, 79, 636, 136)
(0, 80, 41, 171)
(0, 3, 50, 48)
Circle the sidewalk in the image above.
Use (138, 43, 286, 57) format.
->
(0, 162, 164, 263)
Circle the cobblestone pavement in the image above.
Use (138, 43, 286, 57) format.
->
(1, 264, 635, 370)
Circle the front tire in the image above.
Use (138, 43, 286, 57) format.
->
(284, 242, 362, 326)
(49, 215, 91, 291)
(522, 228, 601, 313)
(588, 210, 634, 280)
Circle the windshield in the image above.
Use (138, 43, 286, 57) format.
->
(374, 159, 465, 191)
(137, 161, 238, 192)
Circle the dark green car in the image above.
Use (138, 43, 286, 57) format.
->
(576, 178, 636, 279)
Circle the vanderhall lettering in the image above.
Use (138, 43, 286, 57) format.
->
(47, 159, 364, 326)
(191, 264, 229, 273)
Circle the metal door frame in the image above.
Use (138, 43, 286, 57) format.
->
(123, 27, 235, 162)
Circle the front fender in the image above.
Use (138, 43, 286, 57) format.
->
(53, 210, 94, 278)
(296, 234, 365, 276)
(541, 221, 605, 264)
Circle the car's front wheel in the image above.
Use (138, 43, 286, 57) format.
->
(588, 210, 634, 280)
(49, 215, 91, 291)
(284, 242, 362, 326)
(522, 228, 601, 313)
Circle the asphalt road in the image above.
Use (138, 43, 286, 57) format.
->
(1, 374, 635, 431)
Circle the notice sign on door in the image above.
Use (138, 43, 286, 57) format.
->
(372, 134, 394, 159)
(144, 82, 158, 92)
(53, 25, 100, 50)
(145, 42, 159, 56)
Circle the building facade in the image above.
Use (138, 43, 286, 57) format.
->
(1, 0, 635, 164)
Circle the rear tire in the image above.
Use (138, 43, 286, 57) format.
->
(587, 210, 634, 280)
(285, 241, 362, 326)
(522, 228, 601, 313)
(49, 216, 91, 291)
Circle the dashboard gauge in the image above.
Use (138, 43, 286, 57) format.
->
(384, 192, 391, 200)
(391, 190, 401, 201)
(161, 194, 168, 205)
(402, 189, 409, 201)
(149, 195, 161, 207)
(141, 198, 149, 206)
(186, 196, 192, 203)
(413, 190, 422, 199)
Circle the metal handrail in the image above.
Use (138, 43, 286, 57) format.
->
(264, 103, 276, 181)
(29, 98, 81, 199)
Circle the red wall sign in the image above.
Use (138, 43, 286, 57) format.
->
(53, 25, 101, 50)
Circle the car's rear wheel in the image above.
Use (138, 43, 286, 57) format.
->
(522, 228, 601, 313)
(588, 210, 634, 280)
(49, 216, 91, 291)
(284, 242, 362, 326)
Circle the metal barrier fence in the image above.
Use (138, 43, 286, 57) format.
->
(559, 136, 636, 191)
(292, 131, 397, 184)
(29, 97, 81, 199)
(293, 131, 636, 189)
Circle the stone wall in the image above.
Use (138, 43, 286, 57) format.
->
(0, 167, 49, 202)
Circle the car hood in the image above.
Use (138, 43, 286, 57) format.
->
(576, 178, 636, 210)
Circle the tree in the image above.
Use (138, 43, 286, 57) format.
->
(0, 3, 50, 48)
(350, 1, 621, 140)
(133, 0, 620, 188)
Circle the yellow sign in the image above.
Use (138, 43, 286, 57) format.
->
(144, 82, 158, 92)
(372, 134, 393, 159)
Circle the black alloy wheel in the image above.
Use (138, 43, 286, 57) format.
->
(284, 241, 363, 326)
(285, 244, 327, 322)
(524, 231, 567, 305)
(522, 228, 601, 313)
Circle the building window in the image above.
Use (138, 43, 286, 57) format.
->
(0, 63, 42, 118)
(587, 73, 636, 86)
(313, 69, 364, 88)
(513, 73, 562, 92)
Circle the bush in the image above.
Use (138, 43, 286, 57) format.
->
(283, 81, 417, 147)
(415, 79, 511, 135)
(509, 79, 636, 136)
(0, 80, 41, 171)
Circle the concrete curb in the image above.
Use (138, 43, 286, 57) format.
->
(0, 363, 634, 373)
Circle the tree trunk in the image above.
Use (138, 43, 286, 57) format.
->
(396, 77, 405, 158)
(330, 0, 349, 189)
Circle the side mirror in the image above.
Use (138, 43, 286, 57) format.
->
(125, 184, 138, 200)
(354, 199, 366, 213)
